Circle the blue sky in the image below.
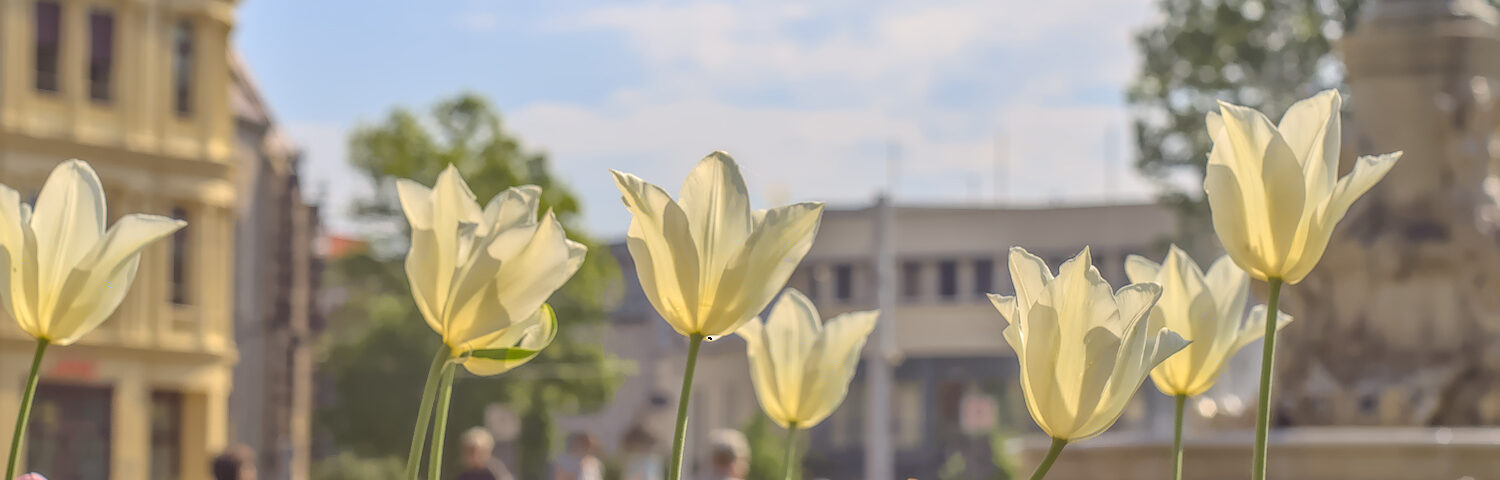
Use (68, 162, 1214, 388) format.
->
(234, 0, 1172, 238)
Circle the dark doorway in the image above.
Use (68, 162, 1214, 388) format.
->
(28, 383, 112, 479)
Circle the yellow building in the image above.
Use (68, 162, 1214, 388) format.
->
(0, 0, 239, 479)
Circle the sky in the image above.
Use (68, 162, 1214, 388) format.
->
(234, 0, 1172, 239)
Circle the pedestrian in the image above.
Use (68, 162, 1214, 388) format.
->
(455, 427, 515, 480)
(552, 432, 603, 480)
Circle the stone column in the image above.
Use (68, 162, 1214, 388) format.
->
(1278, 0, 1500, 426)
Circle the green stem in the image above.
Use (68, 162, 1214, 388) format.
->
(783, 422, 800, 480)
(405, 345, 449, 480)
(5, 338, 49, 480)
(667, 334, 705, 480)
(427, 363, 457, 480)
(1028, 437, 1067, 480)
(1252, 277, 1283, 480)
(1172, 394, 1186, 480)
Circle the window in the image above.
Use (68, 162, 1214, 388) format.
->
(88, 9, 115, 102)
(28, 384, 112, 479)
(150, 392, 183, 480)
(172, 20, 194, 115)
(973, 258, 994, 296)
(901, 261, 922, 299)
(34, 1, 61, 92)
(833, 263, 853, 302)
(171, 208, 190, 304)
(937, 260, 958, 299)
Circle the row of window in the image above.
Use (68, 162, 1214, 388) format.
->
(805, 250, 1140, 304)
(32, 1, 195, 114)
(805, 258, 999, 303)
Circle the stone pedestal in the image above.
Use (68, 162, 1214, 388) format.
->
(1015, 427, 1500, 480)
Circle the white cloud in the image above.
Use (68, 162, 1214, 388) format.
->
(505, 0, 1164, 236)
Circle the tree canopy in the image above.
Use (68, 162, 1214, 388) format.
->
(1127, 0, 1362, 245)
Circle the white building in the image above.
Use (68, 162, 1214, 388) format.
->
(565, 200, 1182, 480)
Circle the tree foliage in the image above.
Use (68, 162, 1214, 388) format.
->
(318, 93, 620, 470)
(1127, 0, 1362, 245)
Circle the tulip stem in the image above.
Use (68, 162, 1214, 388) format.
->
(783, 422, 799, 480)
(5, 338, 48, 480)
(1028, 437, 1067, 480)
(1172, 394, 1186, 480)
(405, 345, 450, 480)
(667, 334, 705, 480)
(428, 363, 457, 480)
(1252, 277, 1283, 480)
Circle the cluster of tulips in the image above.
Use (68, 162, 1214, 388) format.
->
(0, 90, 1398, 480)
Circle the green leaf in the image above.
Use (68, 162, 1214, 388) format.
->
(468, 347, 540, 361)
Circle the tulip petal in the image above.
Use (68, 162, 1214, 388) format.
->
(612, 170, 702, 335)
(1283, 152, 1401, 283)
(1018, 301, 1063, 437)
(763, 289, 821, 417)
(702, 202, 823, 336)
(1231, 305, 1294, 354)
(1205, 163, 1266, 279)
(0, 185, 27, 331)
(678, 152, 754, 292)
(462, 304, 557, 376)
(1061, 326, 1122, 437)
(480, 185, 541, 238)
(31, 160, 107, 301)
(1213, 101, 1308, 275)
(1123, 254, 1160, 285)
(45, 214, 185, 344)
(736, 316, 792, 427)
(461, 212, 585, 343)
(797, 310, 877, 428)
(1007, 247, 1054, 312)
(987, 293, 1018, 326)
(1278, 90, 1341, 200)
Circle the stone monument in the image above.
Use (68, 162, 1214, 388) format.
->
(1280, 0, 1500, 427)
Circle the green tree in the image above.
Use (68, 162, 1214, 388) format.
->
(318, 93, 620, 472)
(741, 414, 796, 480)
(1127, 0, 1362, 246)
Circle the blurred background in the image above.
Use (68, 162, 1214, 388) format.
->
(2, 0, 1499, 479)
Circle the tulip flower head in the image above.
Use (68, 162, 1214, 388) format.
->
(1125, 246, 1292, 397)
(611, 152, 824, 338)
(988, 247, 1188, 441)
(1204, 90, 1401, 284)
(736, 289, 877, 429)
(397, 165, 584, 375)
(0, 160, 185, 345)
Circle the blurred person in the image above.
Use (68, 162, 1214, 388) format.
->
(212, 445, 257, 480)
(14, 474, 47, 480)
(552, 432, 603, 480)
(457, 427, 514, 480)
(705, 429, 748, 480)
(620, 426, 663, 480)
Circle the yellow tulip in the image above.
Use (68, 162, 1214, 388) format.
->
(1125, 246, 1292, 397)
(0, 159, 185, 345)
(736, 289, 877, 430)
(988, 247, 1188, 442)
(610, 151, 824, 338)
(396, 165, 584, 375)
(1204, 90, 1401, 284)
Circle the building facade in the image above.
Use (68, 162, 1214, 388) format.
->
(569, 201, 1182, 479)
(0, 0, 319, 479)
(227, 54, 322, 480)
